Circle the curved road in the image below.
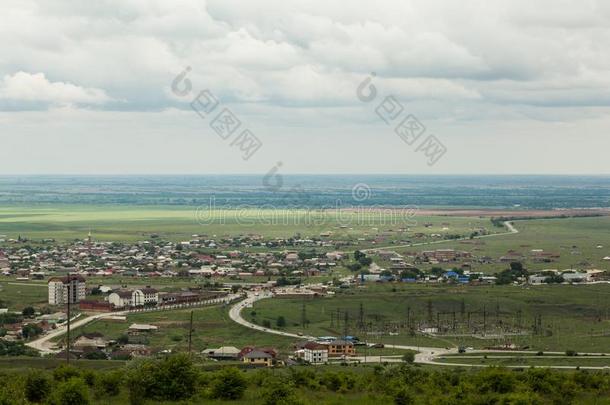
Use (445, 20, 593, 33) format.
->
(228, 289, 610, 370)
(27, 294, 240, 354)
(228, 292, 455, 365)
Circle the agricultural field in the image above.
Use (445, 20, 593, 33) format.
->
(0, 280, 48, 310)
(390, 215, 610, 273)
(0, 204, 497, 244)
(251, 283, 610, 354)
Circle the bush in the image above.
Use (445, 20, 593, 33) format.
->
(21, 323, 43, 339)
(566, 350, 578, 357)
(402, 352, 415, 364)
(276, 316, 286, 327)
(83, 350, 107, 360)
(210, 367, 247, 400)
(48, 378, 90, 405)
(53, 365, 80, 382)
(21, 307, 36, 318)
(24, 370, 51, 403)
(96, 370, 122, 397)
(394, 386, 414, 405)
(261, 378, 298, 405)
(81, 369, 96, 387)
(126, 354, 199, 401)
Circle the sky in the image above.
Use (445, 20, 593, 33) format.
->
(1, 0, 610, 175)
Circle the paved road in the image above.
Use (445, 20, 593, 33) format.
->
(27, 294, 240, 354)
(26, 311, 127, 353)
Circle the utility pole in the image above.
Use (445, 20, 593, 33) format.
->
(343, 311, 349, 338)
(301, 300, 307, 331)
(188, 310, 194, 356)
(66, 271, 71, 364)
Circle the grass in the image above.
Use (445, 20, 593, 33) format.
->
(0, 357, 126, 371)
(66, 304, 297, 353)
(0, 280, 48, 310)
(0, 204, 495, 243)
(394, 216, 610, 273)
(252, 283, 610, 353)
(436, 355, 610, 367)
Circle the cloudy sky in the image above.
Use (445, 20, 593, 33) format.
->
(1, 0, 609, 174)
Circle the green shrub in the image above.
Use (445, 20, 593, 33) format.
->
(53, 364, 80, 382)
(48, 378, 90, 405)
(210, 367, 247, 400)
(126, 354, 199, 401)
(24, 370, 50, 403)
(96, 370, 122, 397)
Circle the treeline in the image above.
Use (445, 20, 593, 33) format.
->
(490, 213, 605, 227)
(1, 354, 610, 404)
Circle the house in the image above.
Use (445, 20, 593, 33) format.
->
(202, 346, 240, 360)
(561, 272, 591, 283)
(128, 323, 158, 335)
(109, 288, 159, 309)
(108, 290, 134, 308)
(325, 339, 355, 357)
(132, 287, 159, 306)
(73, 333, 108, 350)
(48, 275, 86, 305)
(528, 275, 549, 285)
(302, 341, 328, 364)
(119, 344, 152, 357)
(242, 350, 274, 367)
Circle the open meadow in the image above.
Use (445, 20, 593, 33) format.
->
(0, 204, 498, 244)
(252, 283, 610, 355)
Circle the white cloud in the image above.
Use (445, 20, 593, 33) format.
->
(0, 71, 113, 107)
(1, 0, 610, 173)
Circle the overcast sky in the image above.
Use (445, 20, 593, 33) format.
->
(1, 0, 609, 175)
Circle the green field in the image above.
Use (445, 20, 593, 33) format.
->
(437, 354, 610, 367)
(0, 281, 48, 310)
(252, 283, 610, 353)
(394, 216, 610, 273)
(0, 204, 495, 243)
(66, 304, 296, 353)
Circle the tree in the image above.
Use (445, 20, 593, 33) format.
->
(49, 378, 90, 405)
(22, 307, 36, 318)
(261, 378, 297, 405)
(126, 354, 199, 401)
(262, 320, 271, 328)
(84, 351, 107, 360)
(510, 261, 524, 271)
(96, 371, 122, 397)
(347, 263, 362, 272)
(276, 316, 286, 327)
(210, 367, 247, 400)
(53, 365, 81, 382)
(402, 352, 415, 364)
(21, 323, 43, 339)
(25, 370, 51, 403)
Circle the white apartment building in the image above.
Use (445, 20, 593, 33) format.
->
(48, 275, 86, 305)
(109, 288, 159, 309)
